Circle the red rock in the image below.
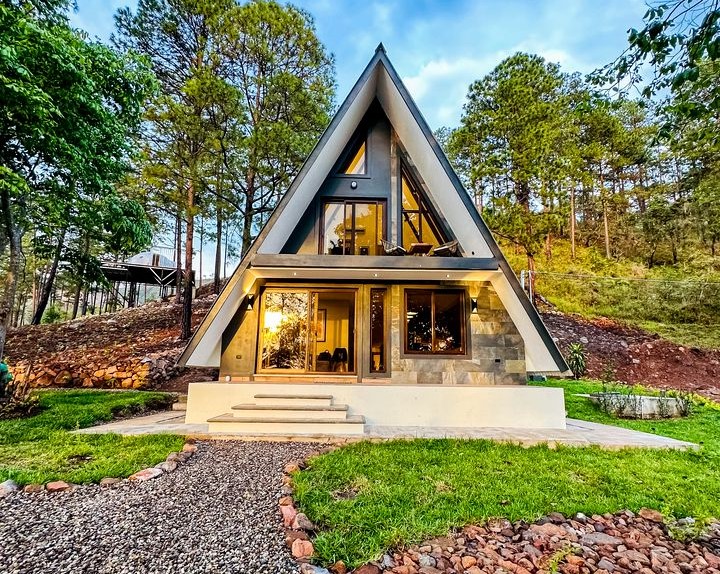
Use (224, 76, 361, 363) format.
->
(616, 548, 650, 564)
(330, 560, 347, 574)
(353, 566, 380, 574)
(284, 462, 301, 474)
(528, 522, 567, 538)
(285, 529, 309, 547)
(280, 504, 297, 527)
(704, 550, 720, 569)
(291, 538, 313, 559)
(461, 555, 477, 568)
(278, 495, 293, 506)
(181, 443, 197, 453)
(129, 468, 162, 481)
(46, 480, 72, 492)
(22, 484, 44, 493)
(464, 568, 483, 574)
(292, 512, 317, 531)
(638, 508, 664, 523)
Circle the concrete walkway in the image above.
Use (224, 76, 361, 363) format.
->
(75, 411, 696, 449)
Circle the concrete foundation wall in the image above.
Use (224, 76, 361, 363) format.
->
(185, 382, 566, 429)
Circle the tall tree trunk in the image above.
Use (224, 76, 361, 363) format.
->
(198, 214, 204, 289)
(570, 183, 576, 260)
(181, 183, 195, 340)
(32, 227, 66, 325)
(599, 167, 610, 259)
(214, 202, 222, 294)
(175, 207, 182, 304)
(71, 235, 90, 319)
(241, 169, 256, 256)
(0, 189, 23, 360)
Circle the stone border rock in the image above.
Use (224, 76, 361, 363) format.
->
(278, 451, 347, 574)
(0, 439, 198, 497)
(279, 454, 720, 574)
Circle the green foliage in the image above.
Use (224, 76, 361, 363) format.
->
(599, 1, 719, 124)
(0, 390, 182, 485)
(0, 0, 156, 343)
(40, 304, 66, 324)
(293, 379, 720, 566)
(566, 343, 588, 379)
(449, 53, 570, 265)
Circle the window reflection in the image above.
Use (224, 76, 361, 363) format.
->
(341, 141, 366, 175)
(370, 289, 386, 372)
(323, 201, 384, 255)
(401, 174, 443, 250)
(405, 290, 465, 355)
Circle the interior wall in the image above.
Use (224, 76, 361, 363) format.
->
(316, 299, 350, 357)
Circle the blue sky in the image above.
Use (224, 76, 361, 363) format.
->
(70, 0, 648, 129)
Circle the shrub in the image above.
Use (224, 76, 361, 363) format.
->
(41, 304, 66, 324)
(566, 342, 587, 380)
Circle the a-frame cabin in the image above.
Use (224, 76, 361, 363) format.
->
(180, 46, 569, 435)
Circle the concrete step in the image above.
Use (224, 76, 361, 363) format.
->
(172, 394, 188, 411)
(232, 403, 349, 420)
(206, 414, 365, 435)
(253, 393, 334, 407)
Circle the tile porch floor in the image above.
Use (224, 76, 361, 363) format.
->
(74, 411, 696, 449)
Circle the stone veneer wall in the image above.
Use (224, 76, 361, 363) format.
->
(389, 282, 526, 385)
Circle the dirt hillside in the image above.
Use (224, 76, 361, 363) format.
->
(4, 292, 719, 399)
(5, 294, 217, 392)
(543, 311, 720, 401)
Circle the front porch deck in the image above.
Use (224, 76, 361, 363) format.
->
(74, 410, 696, 449)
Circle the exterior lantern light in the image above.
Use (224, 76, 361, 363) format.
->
(246, 294, 255, 311)
(470, 297, 478, 314)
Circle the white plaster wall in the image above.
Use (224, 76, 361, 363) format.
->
(186, 382, 566, 429)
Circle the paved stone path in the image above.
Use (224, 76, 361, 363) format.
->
(0, 442, 320, 574)
(76, 412, 696, 449)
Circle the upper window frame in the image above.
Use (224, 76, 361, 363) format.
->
(318, 198, 387, 256)
(399, 164, 448, 248)
(334, 129, 372, 179)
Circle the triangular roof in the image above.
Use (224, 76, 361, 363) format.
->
(179, 45, 568, 374)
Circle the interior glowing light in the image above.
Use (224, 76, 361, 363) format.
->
(264, 310, 284, 332)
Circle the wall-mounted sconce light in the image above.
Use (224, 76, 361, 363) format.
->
(246, 294, 255, 311)
(470, 297, 478, 314)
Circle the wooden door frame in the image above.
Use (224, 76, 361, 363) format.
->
(255, 284, 360, 378)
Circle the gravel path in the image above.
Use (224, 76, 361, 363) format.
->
(0, 441, 322, 574)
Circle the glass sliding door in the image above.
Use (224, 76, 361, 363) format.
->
(369, 288, 386, 373)
(309, 291, 355, 373)
(258, 288, 356, 374)
(259, 291, 309, 371)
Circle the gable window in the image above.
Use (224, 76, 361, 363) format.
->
(340, 140, 366, 175)
(322, 200, 385, 255)
(401, 171, 444, 251)
(405, 289, 465, 354)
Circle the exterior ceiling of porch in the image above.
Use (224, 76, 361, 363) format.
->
(249, 253, 499, 281)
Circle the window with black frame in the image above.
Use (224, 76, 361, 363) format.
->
(405, 289, 465, 354)
(321, 200, 385, 255)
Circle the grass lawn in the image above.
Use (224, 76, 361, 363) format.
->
(292, 379, 720, 567)
(0, 390, 185, 486)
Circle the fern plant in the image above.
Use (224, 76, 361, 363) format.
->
(566, 342, 587, 380)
